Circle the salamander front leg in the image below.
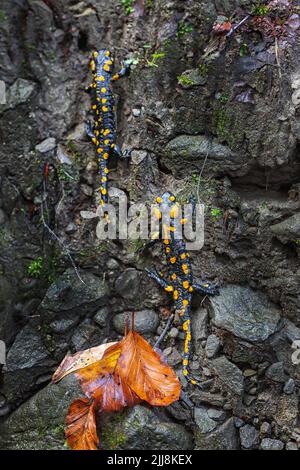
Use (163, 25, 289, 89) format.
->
(114, 144, 132, 160)
(145, 268, 171, 291)
(193, 280, 219, 295)
(112, 62, 130, 81)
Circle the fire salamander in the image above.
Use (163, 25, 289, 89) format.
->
(146, 192, 219, 385)
(86, 49, 131, 213)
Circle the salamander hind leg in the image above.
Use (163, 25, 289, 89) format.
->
(112, 62, 131, 81)
(114, 144, 132, 160)
(193, 280, 219, 296)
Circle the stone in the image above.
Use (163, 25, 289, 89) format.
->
(161, 135, 240, 178)
(283, 378, 295, 394)
(178, 68, 207, 88)
(93, 306, 110, 328)
(114, 268, 141, 300)
(113, 309, 159, 335)
(71, 319, 103, 351)
(194, 407, 218, 433)
(240, 424, 260, 449)
(0, 376, 83, 450)
(65, 222, 77, 234)
(260, 422, 271, 436)
(195, 418, 238, 450)
(209, 285, 281, 342)
(80, 183, 93, 196)
(35, 137, 56, 153)
(5, 324, 50, 372)
(40, 269, 109, 319)
(207, 408, 226, 422)
(205, 334, 220, 358)
(243, 369, 257, 377)
(260, 438, 284, 450)
(0, 208, 6, 225)
(270, 213, 300, 244)
(265, 362, 287, 383)
(169, 327, 179, 338)
(167, 348, 182, 367)
(286, 441, 298, 450)
(0, 78, 36, 112)
(191, 307, 208, 343)
(100, 405, 193, 450)
(212, 356, 244, 395)
(49, 318, 78, 334)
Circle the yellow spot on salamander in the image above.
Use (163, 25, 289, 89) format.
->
(171, 273, 177, 281)
(102, 98, 107, 104)
(104, 139, 109, 145)
(166, 247, 171, 253)
(101, 177, 107, 182)
(156, 197, 162, 203)
(182, 264, 188, 272)
(183, 299, 189, 306)
(103, 129, 110, 135)
(180, 218, 188, 225)
(170, 257, 176, 264)
(169, 226, 175, 232)
(104, 168, 109, 174)
(165, 286, 174, 292)
(104, 64, 110, 71)
(180, 253, 186, 260)
(183, 369, 188, 376)
(105, 51, 110, 57)
(90, 60, 95, 71)
(92, 104, 97, 110)
(103, 153, 109, 160)
(189, 286, 193, 292)
(102, 106, 108, 112)
(99, 76, 105, 81)
(110, 143, 115, 148)
(93, 51, 98, 58)
(106, 60, 113, 65)
(173, 290, 179, 300)
(169, 195, 175, 202)
(164, 239, 169, 245)
(101, 188, 107, 195)
(101, 87, 107, 93)
(183, 359, 189, 366)
(113, 74, 119, 80)
(97, 148, 103, 154)
(183, 281, 189, 289)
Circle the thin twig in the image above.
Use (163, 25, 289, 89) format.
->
(154, 314, 175, 349)
(226, 14, 251, 38)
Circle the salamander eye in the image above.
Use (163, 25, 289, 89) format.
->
(169, 195, 175, 202)
(156, 197, 162, 203)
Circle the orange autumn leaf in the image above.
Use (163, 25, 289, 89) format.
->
(65, 398, 99, 451)
(52, 342, 117, 383)
(117, 331, 180, 406)
(76, 341, 141, 412)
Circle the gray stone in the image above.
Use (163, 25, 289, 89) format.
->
(49, 318, 78, 334)
(283, 378, 296, 394)
(0, 78, 36, 112)
(240, 424, 260, 449)
(270, 213, 300, 244)
(207, 408, 226, 422)
(169, 327, 179, 338)
(5, 324, 50, 371)
(209, 285, 281, 342)
(194, 407, 218, 433)
(93, 306, 110, 328)
(195, 418, 238, 450)
(35, 137, 56, 153)
(178, 68, 207, 88)
(191, 307, 208, 343)
(0, 209, 6, 225)
(286, 441, 298, 450)
(40, 269, 109, 319)
(113, 309, 159, 335)
(260, 422, 272, 436)
(71, 319, 103, 351)
(205, 334, 220, 359)
(161, 135, 240, 178)
(212, 356, 244, 395)
(101, 405, 193, 450)
(114, 268, 141, 300)
(0, 376, 83, 450)
(260, 438, 284, 450)
(265, 362, 287, 383)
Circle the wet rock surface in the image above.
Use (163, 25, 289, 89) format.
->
(0, 0, 299, 450)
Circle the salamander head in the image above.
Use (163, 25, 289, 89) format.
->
(90, 49, 113, 73)
(156, 192, 176, 208)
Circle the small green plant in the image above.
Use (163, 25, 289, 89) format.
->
(210, 208, 223, 220)
(295, 239, 300, 246)
(239, 43, 249, 57)
(121, 0, 135, 15)
(27, 257, 44, 277)
(217, 94, 229, 104)
(0, 9, 7, 21)
(177, 75, 195, 86)
(146, 51, 166, 67)
(176, 21, 193, 38)
(253, 4, 269, 16)
(146, 0, 154, 8)
(215, 107, 228, 136)
(199, 63, 208, 78)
